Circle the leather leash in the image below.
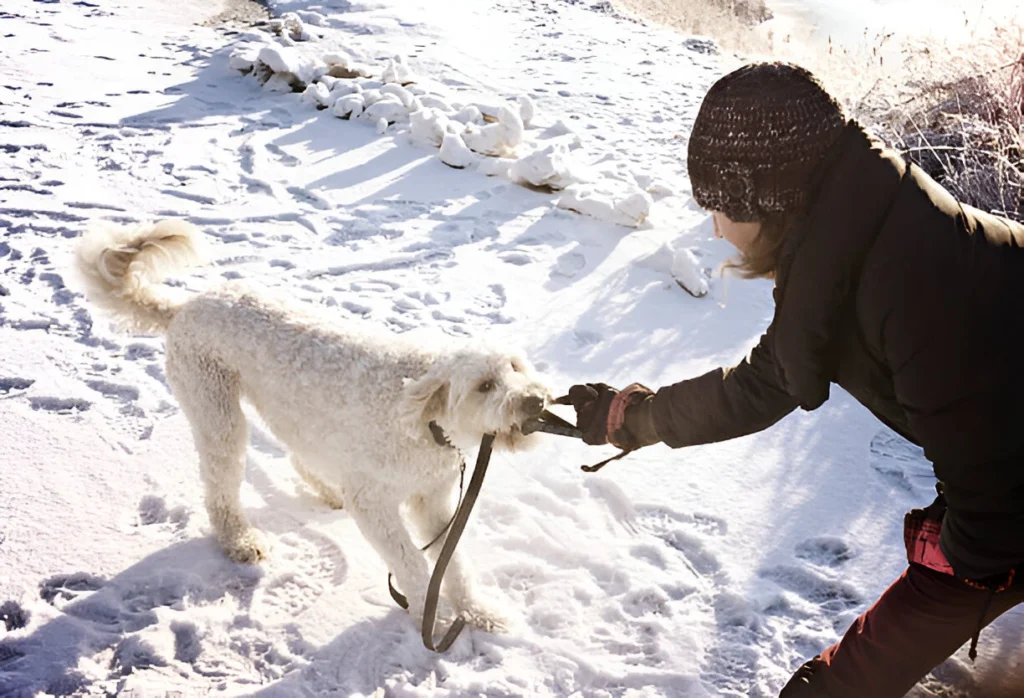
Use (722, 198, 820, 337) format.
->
(388, 402, 629, 653)
(387, 427, 495, 653)
(523, 406, 634, 472)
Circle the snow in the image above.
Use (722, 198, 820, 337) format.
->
(1, 0, 1021, 696)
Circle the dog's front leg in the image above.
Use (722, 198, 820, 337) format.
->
(345, 482, 432, 623)
(408, 484, 508, 634)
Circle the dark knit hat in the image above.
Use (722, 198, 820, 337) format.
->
(687, 62, 848, 222)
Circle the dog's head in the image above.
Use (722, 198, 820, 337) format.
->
(398, 344, 552, 451)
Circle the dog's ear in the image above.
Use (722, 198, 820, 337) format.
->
(397, 370, 450, 439)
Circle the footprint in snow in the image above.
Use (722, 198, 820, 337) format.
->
(0, 376, 34, 394)
(137, 495, 190, 530)
(551, 250, 586, 279)
(265, 142, 299, 167)
(758, 565, 863, 614)
(869, 427, 935, 494)
(249, 527, 347, 625)
(0, 600, 29, 631)
(39, 573, 106, 605)
(794, 537, 856, 569)
(28, 396, 92, 414)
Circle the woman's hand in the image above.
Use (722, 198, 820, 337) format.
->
(561, 382, 660, 450)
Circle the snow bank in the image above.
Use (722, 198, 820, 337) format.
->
(230, 25, 675, 230)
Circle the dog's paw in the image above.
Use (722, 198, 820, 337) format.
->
(320, 493, 345, 510)
(458, 599, 509, 634)
(224, 529, 269, 564)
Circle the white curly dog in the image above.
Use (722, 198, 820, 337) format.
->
(72, 219, 552, 632)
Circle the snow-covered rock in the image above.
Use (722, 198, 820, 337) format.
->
(419, 95, 453, 113)
(462, 105, 523, 158)
(615, 188, 654, 226)
(557, 184, 653, 227)
(301, 81, 331, 108)
(476, 157, 516, 178)
(451, 105, 484, 125)
(355, 78, 385, 91)
(332, 94, 365, 119)
(228, 51, 257, 74)
(672, 246, 709, 297)
(381, 84, 416, 109)
(328, 80, 362, 101)
(262, 73, 298, 93)
(268, 12, 312, 42)
(376, 117, 389, 135)
(381, 55, 415, 85)
(360, 88, 384, 106)
(410, 108, 450, 148)
(296, 9, 327, 27)
(509, 142, 578, 190)
(362, 95, 409, 124)
(518, 94, 536, 128)
(439, 132, 477, 169)
(256, 45, 324, 87)
(635, 173, 675, 198)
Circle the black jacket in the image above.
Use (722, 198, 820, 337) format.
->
(650, 122, 1024, 579)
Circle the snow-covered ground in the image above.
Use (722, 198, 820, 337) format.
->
(1, 0, 1021, 696)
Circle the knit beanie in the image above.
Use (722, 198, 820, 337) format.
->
(687, 62, 848, 222)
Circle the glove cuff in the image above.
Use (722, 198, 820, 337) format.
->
(607, 383, 656, 449)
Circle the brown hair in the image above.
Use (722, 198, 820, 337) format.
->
(722, 211, 801, 280)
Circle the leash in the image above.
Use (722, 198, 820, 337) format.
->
(387, 428, 495, 653)
(387, 400, 628, 653)
(522, 405, 634, 472)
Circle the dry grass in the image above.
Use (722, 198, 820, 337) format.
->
(614, 0, 772, 51)
(614, 0, 1024, 220)
(740, 15, 1024, 221)
(865, 31, 1024, 221)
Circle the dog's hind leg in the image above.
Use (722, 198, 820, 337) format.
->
(167, 350, 266, 564)
(291, 455, 344, 510)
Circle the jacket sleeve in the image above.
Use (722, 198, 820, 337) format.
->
(648, 320, 800, 448)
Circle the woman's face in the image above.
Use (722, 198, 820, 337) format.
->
(712, 211, 761, 253)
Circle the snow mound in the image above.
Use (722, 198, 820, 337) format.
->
(438, 132, 478, 169)
(558, 183, 653, 227)
(252, 45, 325, 91)
(509, 142, 579, 191)
(462, 105, 523, 158)
(231, 34, 668, 228)
(381, 55, 415, 85)
(267, 12, 313, 44)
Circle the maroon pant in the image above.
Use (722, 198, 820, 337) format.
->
(779, 564, 1024, 697)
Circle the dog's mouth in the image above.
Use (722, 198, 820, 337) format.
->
(493, 422, 529, 450)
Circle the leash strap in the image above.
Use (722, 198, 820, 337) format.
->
(386, 433, 494, 652)
(388, 460, 467, 611)
(422, 433, 495, 651)
(581, 448, 634, 472)
(523, 407, 635, 472)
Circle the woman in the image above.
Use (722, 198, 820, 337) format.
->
(564, 62, 1024, 697)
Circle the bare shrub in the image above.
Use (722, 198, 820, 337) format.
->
(730, 15, 1024, 221)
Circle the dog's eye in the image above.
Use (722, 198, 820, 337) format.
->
(478, 380, 495, 393)
(510, 361, 522, 373)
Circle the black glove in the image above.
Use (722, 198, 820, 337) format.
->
(560, 382, 660, 450)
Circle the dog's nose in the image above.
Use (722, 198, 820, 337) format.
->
(521, 395, 545, 417)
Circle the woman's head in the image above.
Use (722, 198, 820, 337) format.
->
(688, 62, 849, 277)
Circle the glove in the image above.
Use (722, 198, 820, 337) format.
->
(561, 382, 660, 450)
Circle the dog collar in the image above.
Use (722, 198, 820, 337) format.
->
(428, 421, 454, 448)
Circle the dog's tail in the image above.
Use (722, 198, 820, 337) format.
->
(73, 219, 207, 335)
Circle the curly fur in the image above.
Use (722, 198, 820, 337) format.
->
(72, 219, 552, 632)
